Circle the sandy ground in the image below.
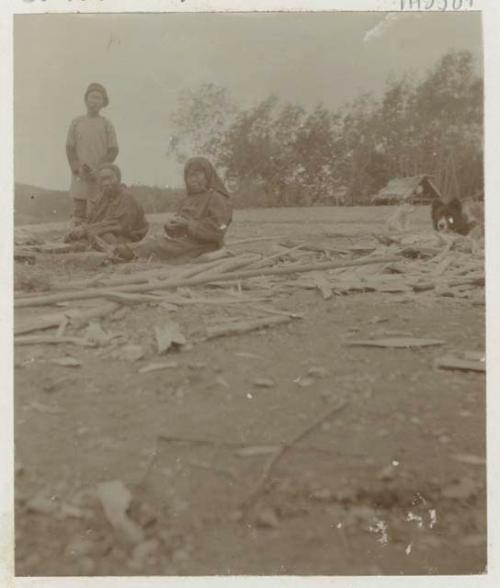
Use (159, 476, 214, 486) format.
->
(14, 206, 486, 576)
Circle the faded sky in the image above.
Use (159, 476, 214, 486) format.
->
(14, 11, 482, 190)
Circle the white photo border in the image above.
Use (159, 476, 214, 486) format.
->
(1, 1, 498, 588)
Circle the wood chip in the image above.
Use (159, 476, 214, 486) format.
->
(15, 336, 92, 347)
(307, 366, 329, 379)
(216, 376, 230, 388)
(104, 291, 163, 304)
(463, 351, 486, 361)
(206, 316, 291, 339)
(114, 345, 145, 362)
(452, 454, 486, 466)
(138, 362, 179, 374)
(26, 496, 58, 515)
(85, 321, 111, 347)
(235, 446, 280, 457)
(234, 352, 263, 360)
(27, 401, 66, 415)
(56, 317, 69, 338)
(311, 272, 333, 300)
(60, 504, 93, 520)
(155, 322, 186, 354)
(49, 357, 83, 367)
(255, 506, 280, 529)
(253, 378, 275, 388)
(347, 338, 445, 349)
(436, 354, 486, 373)
(96, 481, 144, 546)
(294, 376, 315, 388)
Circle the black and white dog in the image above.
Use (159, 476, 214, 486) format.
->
(431, 197, 484, 237)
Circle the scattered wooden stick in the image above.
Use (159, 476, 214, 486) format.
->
(244, 243, 306, 271)
(153, 294, 268, 307)
(242, 398, 349, 510)
(347, 337, 445, 349)
(14, 302, 120, 335)
(14, 335, 94, 347)
(15, 312, 69, 336)
(56, 317, 69, 337)
(31, 242, 87, 254)
(43, 253, 257, 294)
(93, 235, 117, 258)
(227, 235, 284, 246)
(279, 240, 350, 256)
(206, 316, 293, 339)
(413, 274, 484, 293)
(15, 255, 402, 308)
(45, 263, 203, 293)
(193, 247, 233, 262)
(247, 304, 304, 319)
(14, 248, 37, 264)
(192, 254, 261, 280)
(436, 354, 486, 373)
(164, 255, 402, 288)
(45, 251, 109, 265)
(103, 292, 163, 304)
(64, 302, 121, 329)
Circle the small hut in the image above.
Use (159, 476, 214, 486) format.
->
(371, 175, 441, 205)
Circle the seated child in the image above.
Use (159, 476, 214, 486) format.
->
(64, 163, 148, 253)
(66, 83, 119, 225)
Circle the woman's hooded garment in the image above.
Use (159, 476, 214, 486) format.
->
(132, 157, 232, 261)
(169, 157, 232, 245)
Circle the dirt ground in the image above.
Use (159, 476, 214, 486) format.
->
(14, 206, 486, 576)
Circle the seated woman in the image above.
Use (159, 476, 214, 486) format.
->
(120, 157, 232, 262)
(64, 163, 149, 252)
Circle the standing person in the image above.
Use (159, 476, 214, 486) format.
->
(122, 157, 232, 262)
(66, 83, 119, 226)
(64, 163, 148, 252)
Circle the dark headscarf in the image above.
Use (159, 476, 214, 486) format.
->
(85, 82, 109, 107)
(184, 157, 229, 198)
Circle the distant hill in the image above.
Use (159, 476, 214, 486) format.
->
(14, 183, 184, 225)
(15, 184, 72, 226)
(14, 181, 297, 226)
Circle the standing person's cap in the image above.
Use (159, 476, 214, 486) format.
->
(84, 83, 109, 107)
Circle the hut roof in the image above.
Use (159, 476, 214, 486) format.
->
(372, 175, 441, 204)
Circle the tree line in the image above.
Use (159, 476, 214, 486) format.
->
(168, 50, 483, 207)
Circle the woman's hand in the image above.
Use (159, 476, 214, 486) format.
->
(64, 224, 88, 243)
(165, 214, 188, 231)
(169, 214, 189, 228)
(80, 164, 98, 181)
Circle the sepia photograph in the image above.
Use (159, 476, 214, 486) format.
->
(10, 4, 489, 579)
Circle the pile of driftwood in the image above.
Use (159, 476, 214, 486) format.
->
(14, 231, 484, 348)
(282, 233, 484, 304)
